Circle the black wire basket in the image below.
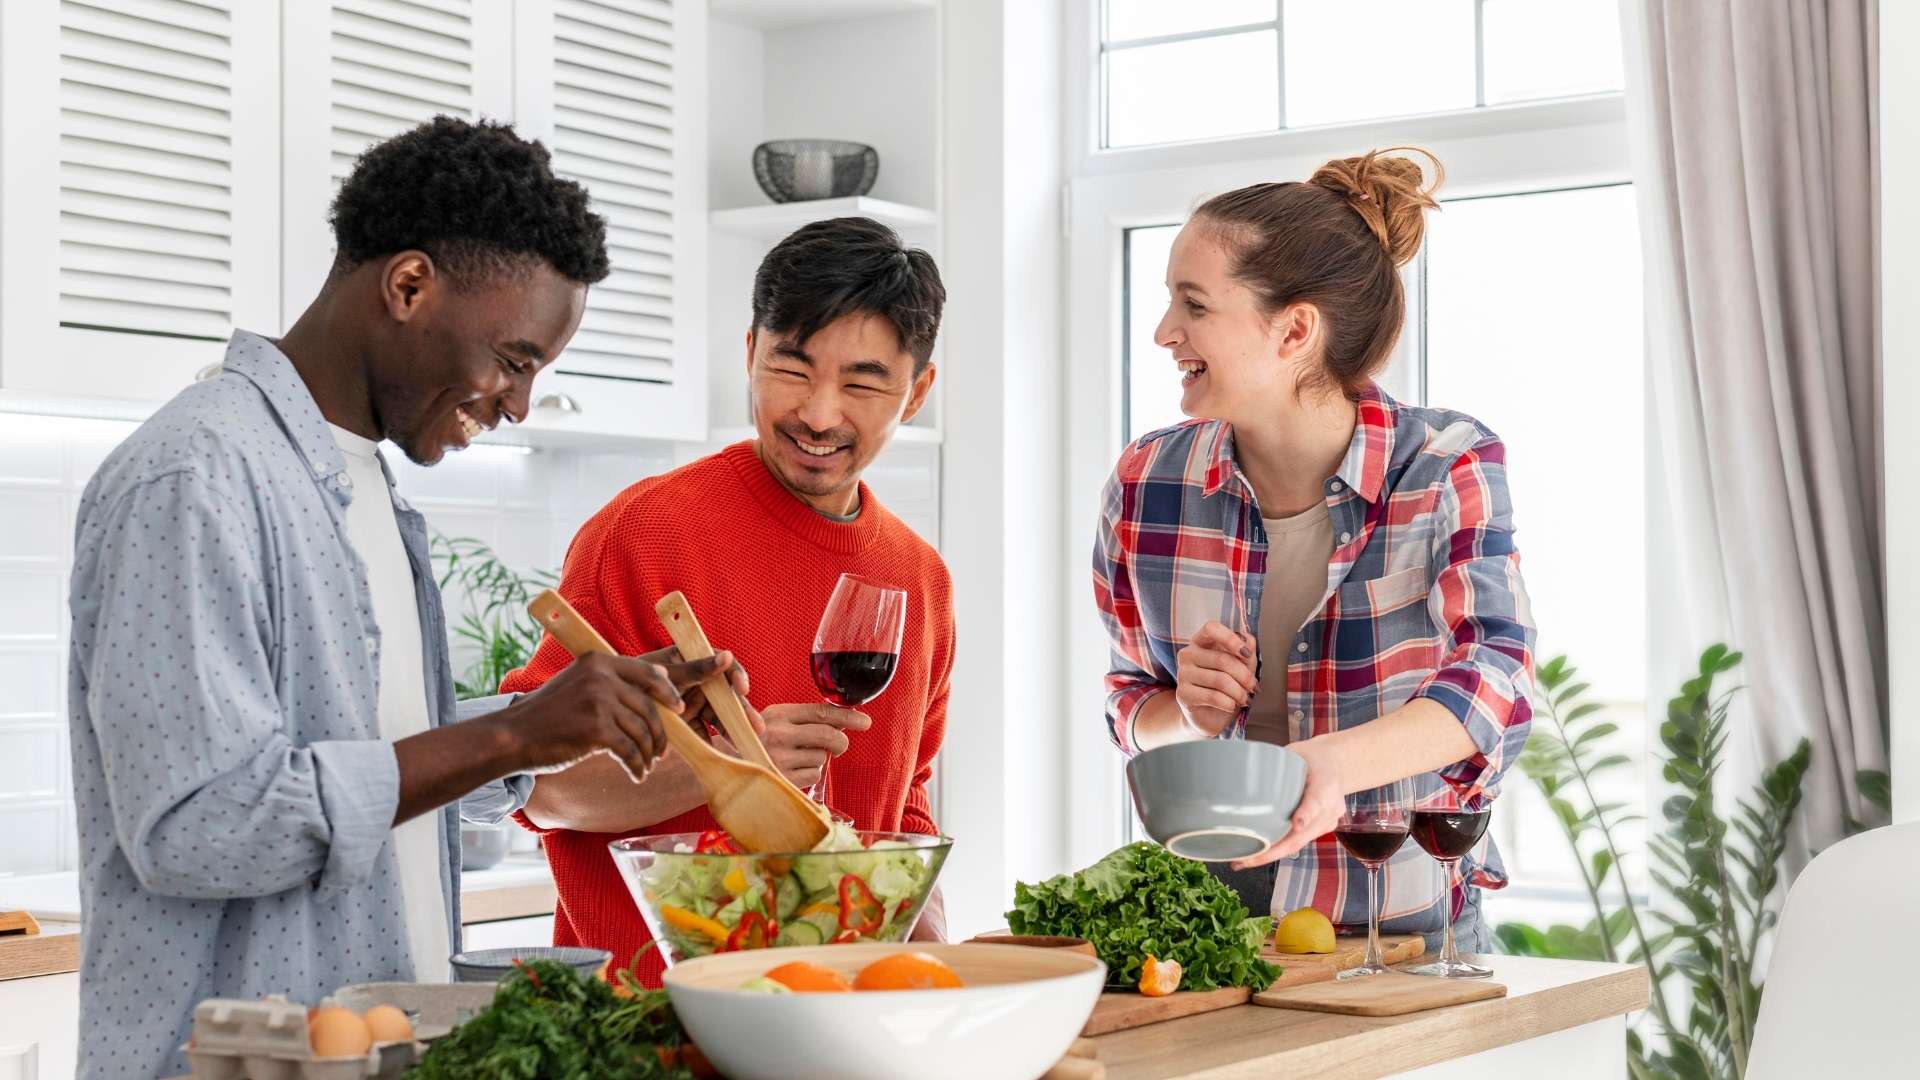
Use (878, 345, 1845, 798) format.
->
(752, 139, 880, 203)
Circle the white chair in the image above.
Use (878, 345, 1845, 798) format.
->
(1745, 819, 1916, 1078)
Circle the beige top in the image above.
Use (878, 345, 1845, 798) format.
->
(1244, 502, 1334, 746)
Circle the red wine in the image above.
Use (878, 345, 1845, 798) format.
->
(1335, 824, 1410, 864)
(1410, 809, 1491, 860)
(810, 650, 899, 707)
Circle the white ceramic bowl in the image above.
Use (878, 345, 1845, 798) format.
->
(662, 942, 1106, 1080)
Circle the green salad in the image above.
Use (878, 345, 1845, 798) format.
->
(640, 822, 938, 958)
(1008, 842, 1280, 991)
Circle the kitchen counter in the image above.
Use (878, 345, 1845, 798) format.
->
(1092, 956, 1648, 1080)
(0, 856, 556, 982)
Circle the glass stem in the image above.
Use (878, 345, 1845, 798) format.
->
(1438, 858, 1461, 968)
(1364, 862, 1383, 969)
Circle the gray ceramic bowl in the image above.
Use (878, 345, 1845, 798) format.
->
(448, 946, 612, 984)
(1126, 739, 1308, 861)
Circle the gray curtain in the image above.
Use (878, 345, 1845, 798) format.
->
(1624, 0, 1886, 868)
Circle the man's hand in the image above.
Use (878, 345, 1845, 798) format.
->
(1174, 620, 1258, 736)
(498, 650, 739, 781)
(752, 702, 872, 790)
(635, 644, 751, 740)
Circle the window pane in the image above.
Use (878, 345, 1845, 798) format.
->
(1424, 184, 1643, 700)
(1124, 224, 1186, 441)
(1106, 0, 1275, 43)
(1482, 0, 1625, 105)
(1107, 32, 1280, 148)
(1424, 184, 1646, 925)
(1283, 0, 1475, 128)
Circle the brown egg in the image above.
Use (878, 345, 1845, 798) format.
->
(308, 1006, 373, 1058)
(362, 1004, 414, 1043)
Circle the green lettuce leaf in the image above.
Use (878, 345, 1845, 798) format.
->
(1006, 843, 1280, 991)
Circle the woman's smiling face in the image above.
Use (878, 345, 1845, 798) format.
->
(1154, 221, 1307, 424)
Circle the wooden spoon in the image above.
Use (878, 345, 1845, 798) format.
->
(654, 591, 831, 825)
(526, 590, 829, 853)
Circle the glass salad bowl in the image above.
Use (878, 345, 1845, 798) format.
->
(610, 825, 952, 967)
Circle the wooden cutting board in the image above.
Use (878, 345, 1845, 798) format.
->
(1262, 934, 1425, 988)
(1253, 971, 1506, 1016)
(1081, 986, 1254, 1035)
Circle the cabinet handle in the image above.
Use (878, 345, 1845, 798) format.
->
(535, 393, 582, 414)
(195, 363, 223, 381)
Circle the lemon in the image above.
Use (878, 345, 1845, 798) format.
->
(1272, 907, 1336, 954)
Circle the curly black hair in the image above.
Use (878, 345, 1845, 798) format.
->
(751, 217, 945, 372)
(328, 115, 610, 289)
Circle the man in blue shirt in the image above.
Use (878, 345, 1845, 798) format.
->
(67, 117, 741, 1078)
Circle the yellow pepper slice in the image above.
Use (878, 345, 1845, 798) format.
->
(797, 900, 839, 919)
(723, 867, 751, 895)
(659, 905, 730, 944)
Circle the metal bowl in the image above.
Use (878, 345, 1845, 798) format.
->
(1126, 739, 1308, 861)
(460, 823, 510, 871)
(447, 946, 611, 984)
(752, 139, 879, 202)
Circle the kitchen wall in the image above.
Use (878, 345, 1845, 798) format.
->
(0, 412, 939, 879)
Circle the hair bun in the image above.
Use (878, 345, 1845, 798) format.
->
(1309, 147, 1443, 267)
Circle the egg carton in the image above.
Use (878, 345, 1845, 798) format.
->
(330, 981, 498, 1040)
(181, 997, 416, 1080)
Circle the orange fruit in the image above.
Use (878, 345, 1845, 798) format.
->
(853, 951, 965, 991)
(1139, 954, 1183, 997)
(763, 961, 854, 993)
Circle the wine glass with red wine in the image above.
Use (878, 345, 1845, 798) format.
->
(1334, 777, 1414, 979)
(1404, 785, 1495, 978)
(808, 573, 907, 811)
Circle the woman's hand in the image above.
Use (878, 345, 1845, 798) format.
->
(1229, 737, 1345, 869)
(1173, 621, 1259, 737)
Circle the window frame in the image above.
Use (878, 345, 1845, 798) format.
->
(1059, 7, 1634, 871)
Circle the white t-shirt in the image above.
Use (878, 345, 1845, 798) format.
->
(1243, 502, 1334, 746)
(328, 424, 451, 982)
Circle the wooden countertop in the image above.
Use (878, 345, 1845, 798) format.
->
(1091, 955, 1648, 1079)
(0, 919, 81, 982)
(0, 856, 556, 982)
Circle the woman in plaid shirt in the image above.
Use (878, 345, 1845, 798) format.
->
(1093, 148, 1536, 947)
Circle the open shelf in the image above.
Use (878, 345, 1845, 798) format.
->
(709, 0, 935, 32)
(710, 196, 938, 241)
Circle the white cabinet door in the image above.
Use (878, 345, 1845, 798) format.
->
(0, 973, 80, 1080)
(512, 0, 709, 443)
(0, 0, 279, 405)
(459, 915, 556, 952)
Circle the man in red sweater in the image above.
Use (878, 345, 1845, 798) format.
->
(501, 217, 953, 983)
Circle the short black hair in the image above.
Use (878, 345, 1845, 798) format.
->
(751, 217, 945, 371)
(329, 115, 610, 289)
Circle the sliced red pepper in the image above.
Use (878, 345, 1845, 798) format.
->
(837, 874, 885, 937)
(830, 928, 862, 944)
(694, 829, 739, 854)
(725, 911, 776, 951)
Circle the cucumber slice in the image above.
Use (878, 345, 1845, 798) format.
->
(776, 920, 825, 947)
(776, 875, 803, 921)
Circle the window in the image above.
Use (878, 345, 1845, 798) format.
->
(1060, 0, 1643, 894)
(1099, 0, 1623, 149)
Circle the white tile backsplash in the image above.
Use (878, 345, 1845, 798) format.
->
(0, 414, 940, 876)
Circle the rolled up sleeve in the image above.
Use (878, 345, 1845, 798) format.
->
(73, 469, 401, 899)
(454, 694, 532, 823)
(1094, 469, 1171, 756)
(1410, 437, 1536, 799)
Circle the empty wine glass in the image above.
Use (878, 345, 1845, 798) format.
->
(807, 573, 907, 812)
(1333, 777, 1413, 979)
(1405, 785, 1495, 978)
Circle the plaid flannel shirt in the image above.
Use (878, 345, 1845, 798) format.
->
(1093, 384, 1535, 930)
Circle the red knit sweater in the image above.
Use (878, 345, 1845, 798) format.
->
(501, 441, 953, 984)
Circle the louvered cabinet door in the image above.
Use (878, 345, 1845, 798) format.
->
(512, 0, 709, 443)
(0, 0, 279, 405)
(280, 0, 513, 312)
